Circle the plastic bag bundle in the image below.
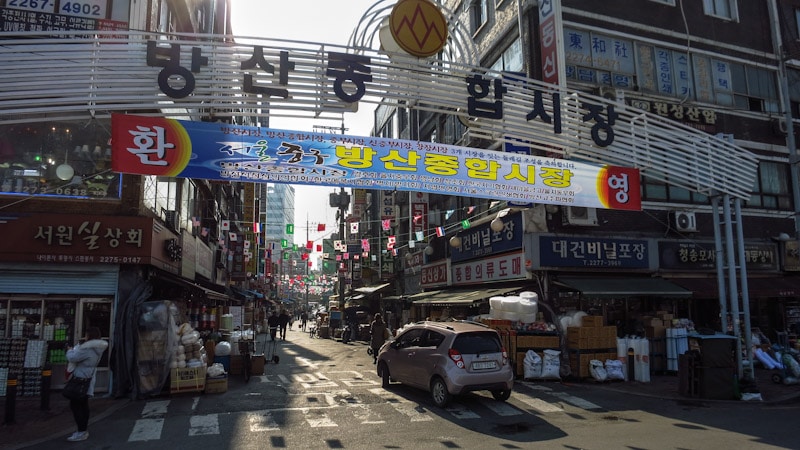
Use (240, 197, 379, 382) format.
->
(215, 340, 232, 356)
(783, 352, 800, 378)
(523, 350, 542, 380)
(206, 362, 226, 377)
(542, 349, 561, 379)
(589, 360, 607, 381)
(605, 359, 625, 380)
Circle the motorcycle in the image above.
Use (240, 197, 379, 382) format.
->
(341, 321, 359, 344)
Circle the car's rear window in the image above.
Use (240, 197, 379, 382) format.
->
(451, 331, 501, 354)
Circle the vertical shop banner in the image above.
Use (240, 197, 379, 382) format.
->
(111, 114, 641, 211)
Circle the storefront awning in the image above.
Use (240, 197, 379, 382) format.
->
(354, 283, 391, 294)
(669, 276, 800, 298)
(153, 271, 229, 302)
(412, 287, 521, 306)
(555, 276, 691, 298)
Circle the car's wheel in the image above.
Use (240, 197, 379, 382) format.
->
(430, 377, 451, 408)
(378, 362, 391, 388)
(491, 389, 511, 401)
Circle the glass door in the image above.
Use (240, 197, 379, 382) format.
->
(77, 298, 113, 394)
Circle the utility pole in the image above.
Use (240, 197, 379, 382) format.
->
(305, 213, 310, 312)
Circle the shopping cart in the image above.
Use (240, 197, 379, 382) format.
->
(264, 337, 280, 364)
(238, 339, 255, 383)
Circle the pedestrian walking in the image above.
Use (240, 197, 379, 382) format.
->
(369, 313, 389, 364)
(267, 311, 280, 341)
(278, 309, 290, 340)
(300, 311, 308, 332)
(64, 326, 108, 442)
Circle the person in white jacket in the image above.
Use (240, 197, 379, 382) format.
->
(65, 326, 108, 442)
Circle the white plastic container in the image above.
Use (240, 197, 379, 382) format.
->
(519, 313, 538, 323)
(518, 297, 538, 316)
(501, 310, 519, 322)
(501, 296, 520, 313)
(489, 296, 504, 311)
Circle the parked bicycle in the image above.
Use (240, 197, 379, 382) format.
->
(238, 339, 255, 383)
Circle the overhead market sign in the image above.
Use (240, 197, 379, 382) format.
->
(111, 114, 641, 211)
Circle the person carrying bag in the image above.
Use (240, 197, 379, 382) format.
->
(64, 326, 108, 442)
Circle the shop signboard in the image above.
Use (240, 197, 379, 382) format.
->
(658, 241, 778, 271)
(538, 235, 650, 269)
(450, 212, 524, 263)
(451, 251, 527, 285)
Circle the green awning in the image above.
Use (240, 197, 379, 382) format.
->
(412, 287, 521, 306)
(555, 276, 691, 298)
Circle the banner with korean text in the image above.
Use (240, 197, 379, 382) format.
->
(111, 114, 641, 210)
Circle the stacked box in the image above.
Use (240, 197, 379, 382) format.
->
(581, 316, 604, 327)
(205, 375, 228, 393)
(569, 353, 593, 378)
(170, 367, 206, 393)
(250, 355, 265, 376)
(229, 355, 243, 375)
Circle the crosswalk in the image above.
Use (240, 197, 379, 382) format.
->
(126, 378, 606, 443)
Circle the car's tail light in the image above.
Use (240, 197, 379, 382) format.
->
(501, 347, 508, 366)
(448, 348, 465, 369)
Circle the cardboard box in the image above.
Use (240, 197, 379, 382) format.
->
(229, 355, 243, 375)
(205, 375, 228, 394)
(581, 316, 604, 327)
(170, 367, 206, 393)
(250, 354, 265, 376)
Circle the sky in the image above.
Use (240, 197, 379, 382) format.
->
(230, 0, 381, 256)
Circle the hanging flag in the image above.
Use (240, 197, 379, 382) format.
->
(445, 210, 455, 220)
(192, 216, 201, 227)
(229, 232, 238, 241)
(305, 240, 312, 249)
(281, 238, 288, 248)
(334, 240, 343, 251)
(286, 224, 294, 234)
(435, 226, 445, 237)
(201, 227, 209, 237)
(301, 253, 308, 260)
(308, 261, 313, 268)
(467, 205, 476, 214)
(413, 214, 422, 223)
(221, 220, 230, 231)
(363, 252, 369, 258)
(354, 254, 360, 261)
(409, 240, 416, 248)
(336, 254, 342, 261)
(292, 244, 298, 251)
(461, 219, 471, 229)
(415, 231, 424, 241)
(344, 252, 350, 260)
(244, 240, 250, 249)
(361, 238, 369, 250)
(317, 223, 326, 232)
(316, 244, 322, 252)
(253, 222, 262, 233)
(392, 248, 398, 256)
(382, 219, 391, 231)
(350, 222, 359, 234)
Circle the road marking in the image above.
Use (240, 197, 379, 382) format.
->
(128, 418, 164, 441)
(248, 411, 280, 431)
(295, 357, 319, 369)
(141, 400, 169, 418)
(516, 396, 564, 413)
(445, 405, 480, 419)
(188, 414, 219, 436)
(277, 374, 291, 384)
(482, 400, 523, 416)
(349, 403, 385, 424)
(551, 391, 602, 410)
(369, 388, 433, 422)
(341, 379, 380, 387)
(304, 410, 338, 427)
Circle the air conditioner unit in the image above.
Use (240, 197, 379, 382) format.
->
(164, 210, 181, 232)
(596, 87, 624, 103)
(672, 210, 697, 232)
(563, 206, 598, 226)
(773, 118, 788, 136)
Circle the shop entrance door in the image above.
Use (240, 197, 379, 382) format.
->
(76, 298, 113, 394)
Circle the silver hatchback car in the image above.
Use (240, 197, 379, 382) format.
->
(376, 321, 514, 407)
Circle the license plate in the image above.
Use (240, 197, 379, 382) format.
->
(472, 361, 497, 370)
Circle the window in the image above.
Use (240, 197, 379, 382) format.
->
(489, 38, 523, 74)
(469, 0, 489, 35)
(730, 64, 779, 113)
(641, 171, 708, 205)
(749, 162, 792, 210)
(702, 0, 738, 21)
